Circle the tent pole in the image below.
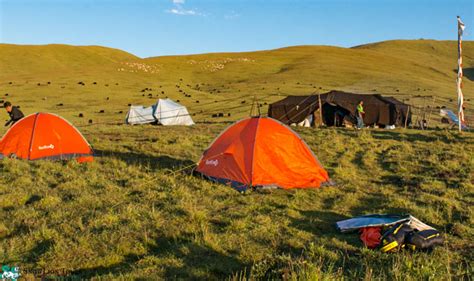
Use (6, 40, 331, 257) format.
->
(318, 94, 323, 127)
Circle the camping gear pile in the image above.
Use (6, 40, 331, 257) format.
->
(125, 98, 194, 126)
(0, 113, 93, 162)
(268, 91, 411, 128)
(194, 117, 332, 191)
(337, 214, 444, 252)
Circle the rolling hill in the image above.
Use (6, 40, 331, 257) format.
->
(0, 40, 472, 131)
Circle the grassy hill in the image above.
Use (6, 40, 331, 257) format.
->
(0, 40, 473, 279)
(0, 44, 137, 78)
(0, 39, 473, 130)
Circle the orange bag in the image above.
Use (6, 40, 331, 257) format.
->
(360, 227, 382, 248)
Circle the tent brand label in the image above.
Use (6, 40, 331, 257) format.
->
(205, 159, 219, 166)
(38, 144, 55, 150)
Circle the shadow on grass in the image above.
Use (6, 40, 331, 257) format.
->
(151, 236, 244, 279)
(288, 209, 364, 260)
(95, 149, 194, 171)
(25, 239, 54, 263)
(290, 209, 349, 237)
(351, 150, 366, 166)
(72, 236, 245, 280)
(332, 127, 468, 144)
(71, 253, 141, 279)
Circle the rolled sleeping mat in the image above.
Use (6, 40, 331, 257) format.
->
(405, 229, 444, 251)
(336, 214, 410, 233)
(406, 215, 436, 232)
(380, 223, 414, 253)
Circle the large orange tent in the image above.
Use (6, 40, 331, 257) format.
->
(195, 117, 330, 191)
(0, 113, 93, 162)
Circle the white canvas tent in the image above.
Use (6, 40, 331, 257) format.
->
(154, 99, 194, 126)
(125, 105, 156, 125)
(125, 99, 194, 126)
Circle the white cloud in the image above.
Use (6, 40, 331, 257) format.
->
(166, 0, 204, 16)
(167, 8, 198, 16)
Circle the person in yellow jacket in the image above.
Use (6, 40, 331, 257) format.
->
(356, 101, 365, 129)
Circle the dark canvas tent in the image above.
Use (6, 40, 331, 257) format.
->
(267, 94, 326, 125)
(324, 91, 394, 126)
(268, 91, 411, 127)
(378, 96, 412, 126)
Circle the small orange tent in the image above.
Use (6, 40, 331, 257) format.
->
(195, 117, 330, 191)
(0, 113, 93, 162)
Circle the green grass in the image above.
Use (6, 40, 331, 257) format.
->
(0, 125, 472, 279)
(0, 40, 473, 279)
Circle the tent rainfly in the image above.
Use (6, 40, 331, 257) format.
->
(195, 117, 331, 191)
(126, 99, 194, 126)
(0, 112, 93, 162)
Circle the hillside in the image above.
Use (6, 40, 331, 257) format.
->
(0, 40, 473, 131)
(0, 44, 138, 78)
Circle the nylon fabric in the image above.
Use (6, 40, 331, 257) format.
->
(0, 114, 36, 159)
(0, 113, 93, 162)
(196, 117, 330, 190)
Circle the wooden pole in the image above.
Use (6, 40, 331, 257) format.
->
(318, 94, 323, 126)
(404, 105, 410, 129)
(413, 108, 419, 128)
(427, 96, 435, 126)
(422, 96, 427, 129)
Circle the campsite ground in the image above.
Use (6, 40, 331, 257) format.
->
(0, 124, 472, 280)
(0, 40, 473, 279)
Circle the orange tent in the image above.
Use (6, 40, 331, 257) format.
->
(195, 117, 330, 191)
(0, 113, 93, 162)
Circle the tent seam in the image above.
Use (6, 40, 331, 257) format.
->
(27, 113, 40, 160)
(250, 117, 260, 187)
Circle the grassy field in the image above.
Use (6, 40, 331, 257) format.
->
(0, 125, 472, 279)
(0, 40, 473, 279)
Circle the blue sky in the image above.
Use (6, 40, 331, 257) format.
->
(0, 0, 472, 57)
